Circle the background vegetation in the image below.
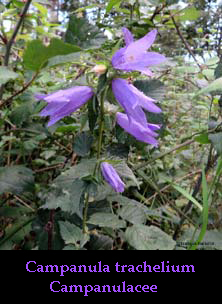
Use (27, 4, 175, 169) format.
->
(1, 0, 222, 250)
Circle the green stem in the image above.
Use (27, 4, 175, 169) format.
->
(82, 192, 90, 234)
(82, 85, 108, 233)
(97, 87, 107, 159)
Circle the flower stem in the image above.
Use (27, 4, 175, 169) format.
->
(97, 86, 107, 159)
(82, 191, 90, 234)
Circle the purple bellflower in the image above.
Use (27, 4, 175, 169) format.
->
(112, 78, 161, 128)
(116, 112, 161, 147)
(35, 86, 94, 126)
(101, 162, 125, 193)
(112, 28, 166, 76)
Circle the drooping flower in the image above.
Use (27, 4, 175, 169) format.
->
(101, 162, 125, 193)
(116, 112, 160, 147)
(112, 28, 166, 76)
(35, 86, 94, 126)
(112, 78, 161, 127)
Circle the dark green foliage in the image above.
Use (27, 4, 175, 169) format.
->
(0, 166, 35, 195)
(64, 14, 106, 49)
(73, 131, 94, 156)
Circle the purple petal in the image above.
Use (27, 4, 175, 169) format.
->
(112, 78, 148, 127)
(101, 162, 125, 193)
(112, 78, 161, 118)
(36, 86, 94, 126)
(35, 93, 47, 100)
(124, 29, 158, 58)
(39, 101, 68, 117)
(122, 27, 134, 46)
(116, 112, 160, 146)
(111, 46, 127, 68)
(147, 123, 161, 131)
(138, 52, 166, 66)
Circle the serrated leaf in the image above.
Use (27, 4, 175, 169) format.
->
(55, 159, 97, 183)
(87, 212, 126, 228)
(41, 179, 86, 216)
(125, 224, 176, 250)
(208, 132, 222, 155)
(109, 194, 148, 224)
(0, 66, 18, 85)
(89, 234, 113, 250)
(65, 15, 106, 49)
(23, 38, 81, 71)
(59, 221, 89, 247)
(0, 166, 34, 195)
(73, 132, 94, 157)
(113, 161, 139, 188)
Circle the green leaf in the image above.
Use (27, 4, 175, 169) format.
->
(41, 179, 86, 216)
(88, 95, 99, 133)
(106, 0, 122, 13)
(41, 159, 97, 215)
(194, 133, 211, 144)
(0, 166, 35, 195)
(55, 159, 97, 182)
(65, 15, 106, 49)
(0, 215, 34, 250)
(178, 228, 222, 250)
(134, 79, 165, 101)
(112, 161, 140, 188)
(55, 124, 79, 133)
(0, 66, 18, 85)
(88, 234, 113, 250)
(46, 52, 82, 68)
(87, 212, 126, 229)
(109, 194, 148, 224)
(73, 132, 94, 157)
(59, 221, 89, 247)
(10, 101, 34, 126)
(23, 38, 81, 71)
(107, 144, 129, 159)
(179, 7, 201, 21)
(172, 183, 203, 211)
(214, 61, 222, 79)
(208, 132, 222, 155)
(190, 167, 209, 250)
(196, 77, 222, 96)
(125, 224, 176, 250)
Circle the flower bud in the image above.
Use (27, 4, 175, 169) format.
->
(92, 64, 107, 75)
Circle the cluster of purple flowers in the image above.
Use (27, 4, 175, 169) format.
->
(36, 28, 166, 193)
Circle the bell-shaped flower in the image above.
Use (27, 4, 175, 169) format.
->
(101, 162, 125, 193)
(35, 86, 94, 126)
(116, 112, 161, 147)
(112, 28, 166, 76)
(112, 78, 161, 127)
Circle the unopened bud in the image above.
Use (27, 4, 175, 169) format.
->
(92, 64, 107, 75)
